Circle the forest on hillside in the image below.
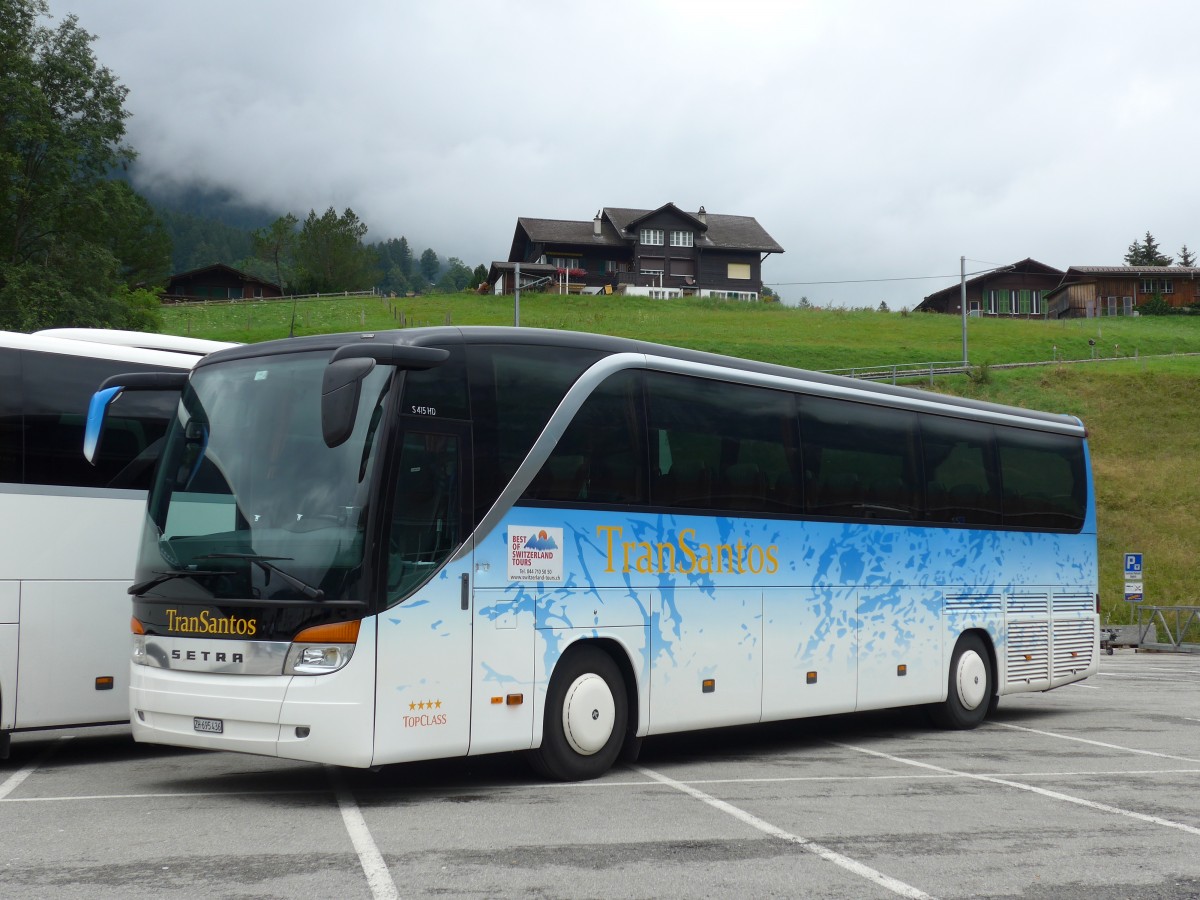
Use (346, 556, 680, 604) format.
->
(143, 177, 488, 297)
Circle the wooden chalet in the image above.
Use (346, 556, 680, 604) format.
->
(1042, 266, 1200, 318)
(916, 258, 1063, 318)
(489, 203, 783, 299)
(163, 264, 282, 302)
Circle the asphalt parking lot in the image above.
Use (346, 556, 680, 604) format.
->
(3, 650, 1200, 900)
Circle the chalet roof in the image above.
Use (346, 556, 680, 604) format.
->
(604, 206, 784, 253)
(919, 258, 1063, 306)
(1065, 266, 1200, 277)
(167, 262, 280, 289)
(514, 217, 627, 248)
(507, 206, 784, 260)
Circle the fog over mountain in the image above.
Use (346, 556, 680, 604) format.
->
(52, 0, 1200, 306)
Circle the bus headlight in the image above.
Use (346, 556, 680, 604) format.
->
(131, 617, 147, 666)
(285, 643, 356, 674)
(283, 620, 361, 675)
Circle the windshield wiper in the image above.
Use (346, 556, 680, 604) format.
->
(199, 553, 325, 601)
(128, 568, 237, 596)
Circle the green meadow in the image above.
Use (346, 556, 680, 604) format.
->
(161, 293, 1200, 622)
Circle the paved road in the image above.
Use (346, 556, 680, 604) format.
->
(4, 650, 1200, 899)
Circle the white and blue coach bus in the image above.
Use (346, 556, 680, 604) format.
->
(0, 329, 233, 757)
(92, 327, 1098, 780)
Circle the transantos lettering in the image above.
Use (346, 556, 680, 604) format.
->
(598, 525, 779, 576)
(165, 608, 257, 636)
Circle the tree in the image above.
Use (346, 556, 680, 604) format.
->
(294, 207, 377, 293)
(436, 256, 472, 292)
(0, 0, 163, 329)
(252, 213, 298, 294)
(470, 263, 487, 289)
(419, 248, 440, 283)
(1124, 231, 1173, 266)
(878, 300, 890, 312)
(1180, 244, 1196, 267)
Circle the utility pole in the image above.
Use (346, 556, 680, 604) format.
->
(514, 262, 521, 327)
(960, 255, 968, 366)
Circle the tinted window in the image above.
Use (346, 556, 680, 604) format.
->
(998, 428, 1086, 530)
(21, 351, 179, 490)
(646, 373, 800, 514)
(386, 430, 463, 605)
(523, 370, 647, 505)
(468, 344, 603, 524)
(0, 348, 21, 483)
(399, 344, 469, 420)
(799, 395, 921, 520)
(922, 416, 1002, 525)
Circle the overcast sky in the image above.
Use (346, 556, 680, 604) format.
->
(47, 1, 1200, 306)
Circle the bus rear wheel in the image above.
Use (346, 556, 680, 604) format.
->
(929, 633, 994, 729)
(530, 646, 627, 781)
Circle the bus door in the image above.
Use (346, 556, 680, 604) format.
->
(372, 423, 474, 766)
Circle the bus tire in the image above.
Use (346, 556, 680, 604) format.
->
(929, 633, 993, 729)
(530, 646, 627, 781)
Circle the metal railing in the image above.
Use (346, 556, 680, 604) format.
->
(823, 361, 968, 384)
(1136, 606, 1200, 653)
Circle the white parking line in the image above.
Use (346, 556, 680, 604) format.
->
(991, 722, 1200, 763)
(633, 763, 937, 900)
(831, 741, 1200, 839)
(327, 767, 400, 900)
(0, 737, 71, 801)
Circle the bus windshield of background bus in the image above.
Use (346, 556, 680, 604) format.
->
(141, 352, 395, 601)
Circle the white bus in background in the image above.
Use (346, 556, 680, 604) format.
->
(0, 329, 233, 757)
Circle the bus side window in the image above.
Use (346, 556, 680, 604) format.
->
(799, 395, 921, 521)
(20, 351, 175, 490)
(522, 370, 647, 506)
(997, 429, 1086, 530)
(387, 431, 462, 603)
(0, 347, 22, 483)
(921, 416, 1001, 526)
(646, 372, 799, 516)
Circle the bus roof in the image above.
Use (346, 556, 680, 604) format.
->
(195, 326, 1085, 434)
(32, 328, 237, 356)
(1, 330, 222, 370)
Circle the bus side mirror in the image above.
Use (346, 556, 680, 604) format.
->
(84, 386, 124, 465)
(322, 357, 376, 448)
(84, 371, 189, 465)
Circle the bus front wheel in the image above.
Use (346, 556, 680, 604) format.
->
(929, 633, 994, 729)
(530, 646, 627, 781)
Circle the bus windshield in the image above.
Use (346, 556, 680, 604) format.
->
(140, 350, 395, 603)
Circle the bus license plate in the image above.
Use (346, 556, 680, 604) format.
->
(193, 716, 223, 734)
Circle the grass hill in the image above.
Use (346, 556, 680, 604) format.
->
(161, 293, 1200, 624)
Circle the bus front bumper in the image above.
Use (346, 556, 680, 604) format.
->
(129, 659, 375, 768)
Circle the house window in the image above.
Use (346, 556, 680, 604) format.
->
(1031, 290, 1041, 315)
(670, 259, 695, 277)
(985, 290, 997, 314)
(1123, 296, 1134, 315)
(1107, 296, 1117, 316)
(603, 260, 620, 274)
(1162, 280, 1174, 294)
(1140, 279, 1156, 294)
(670, 230, 693, 247)
(640, 257, 664, 277)
(727, 263, 751, 280)
(998, 290, 1011, 315)
(640, 229, 664, 246)
(549, 256, 578, 269)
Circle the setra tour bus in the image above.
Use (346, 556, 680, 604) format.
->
(0, 329, 234, 757)
(89, 327, 1098, 780)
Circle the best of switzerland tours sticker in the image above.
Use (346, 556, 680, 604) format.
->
(508, 526, 564, 582)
